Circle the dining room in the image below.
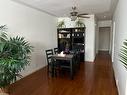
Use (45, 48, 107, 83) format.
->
(0, 0, 120, 95)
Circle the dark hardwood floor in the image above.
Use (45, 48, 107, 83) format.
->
(10, 52, 118, 95)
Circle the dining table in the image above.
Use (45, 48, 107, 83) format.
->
(51, 53, 75, 79)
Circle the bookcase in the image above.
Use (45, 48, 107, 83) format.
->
(57, 27, 85, 61)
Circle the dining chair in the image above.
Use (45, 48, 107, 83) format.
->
(61, 51, 80, 75)
(54, 48, 58, 54)
(74, 51, 80, 71)
(45, 49, 54, 75)
(45, 49, 61, 76)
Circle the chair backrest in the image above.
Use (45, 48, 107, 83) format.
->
(54, 48, 58, 54)
(45, 49, 53, 65)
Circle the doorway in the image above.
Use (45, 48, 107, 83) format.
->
(99, 27, 111, 53)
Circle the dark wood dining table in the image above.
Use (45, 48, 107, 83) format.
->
(51, 54, 74, 79)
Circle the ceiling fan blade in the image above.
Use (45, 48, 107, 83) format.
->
(78, 13, 89, 15)
(78, 15, 90, 18)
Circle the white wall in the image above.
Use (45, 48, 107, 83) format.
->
(98, 20, 113, 54)
(84, 15, 96, 62)
(113, 0, 127, 95)
(58, 15, 96, 62)
(95, 18, 99, 54)
(98, 20, 112, 27)
(0, 0, 57, 77)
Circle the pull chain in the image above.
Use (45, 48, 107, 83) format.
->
(72, 0, 79, 10)
(73, 0, 77, 7)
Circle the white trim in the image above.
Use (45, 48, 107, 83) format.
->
(11, 0, 57, 17)
(111, 22, 116, 62)
(113, 63, 120, 95)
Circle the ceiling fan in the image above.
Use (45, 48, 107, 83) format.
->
(70, 6, 89, 21)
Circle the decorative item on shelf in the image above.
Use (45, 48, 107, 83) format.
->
(0, 25, 33, 95)
(58, 51, 65, 57)
(75, 29, 78, 32)
(63, 34, 67, 38)
(59, 39, 70, 52)
(75, 18, 85, 28)
(120, 39, 127, 69)
(59, 34, 62, 38)
(65, 43, 70, 54)
(60, 30, 70, 38)
(59, 38, 68, 44)
(57, 20, 66, 28)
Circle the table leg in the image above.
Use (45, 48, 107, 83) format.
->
(51, 58, 54, 77)
(70, 59, 73, 80)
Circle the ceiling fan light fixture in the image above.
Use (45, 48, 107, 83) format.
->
(70, 15, 77, 21)
(70, 11, 78, 21)
(69, 6, 89, 21)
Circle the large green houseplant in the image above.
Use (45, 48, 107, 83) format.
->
(57, 20, 66, 28)
(0, 25, 33, 94)
(75, 18, 85, 27)
(120, 40, 127, 69)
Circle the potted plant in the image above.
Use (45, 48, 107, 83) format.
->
(57, 20, 66, 28)
(120, 39, 127, 69)
(0, 25, 33, 95)
(75, 18, 85, 27)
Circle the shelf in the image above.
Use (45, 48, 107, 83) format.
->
(58, 38, 70, 39)
(73, 31, 85, 32)
(72, 33, 84, 37)
(72, 36, 84, 38)
(73, 43, 84, 45)
(57, 27, 85, 30)
(59, 32, 70, 34)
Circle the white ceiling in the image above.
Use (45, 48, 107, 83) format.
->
(12, 0, 118, 20)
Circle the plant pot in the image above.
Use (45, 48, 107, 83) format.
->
(0, 87, 9, 95)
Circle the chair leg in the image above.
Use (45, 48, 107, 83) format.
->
(55, 69, 57, 77)
(47, 65, 49, 74)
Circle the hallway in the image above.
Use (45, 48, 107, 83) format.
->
(10, 52, 118, 95)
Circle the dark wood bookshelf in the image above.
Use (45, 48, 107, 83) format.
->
(57, 27, 85, 62)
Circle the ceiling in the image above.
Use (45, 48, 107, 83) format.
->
(12, 0, 118, 21)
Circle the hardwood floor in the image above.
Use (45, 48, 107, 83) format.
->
(10, 52, 118, 95)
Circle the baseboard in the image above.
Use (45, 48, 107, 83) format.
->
(13, 65, 47, 84)
(98, 50, 109, 52)
(98, 49, 109, 51)
(112, 63, 120, 95)
(85, 61, 94, 64)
